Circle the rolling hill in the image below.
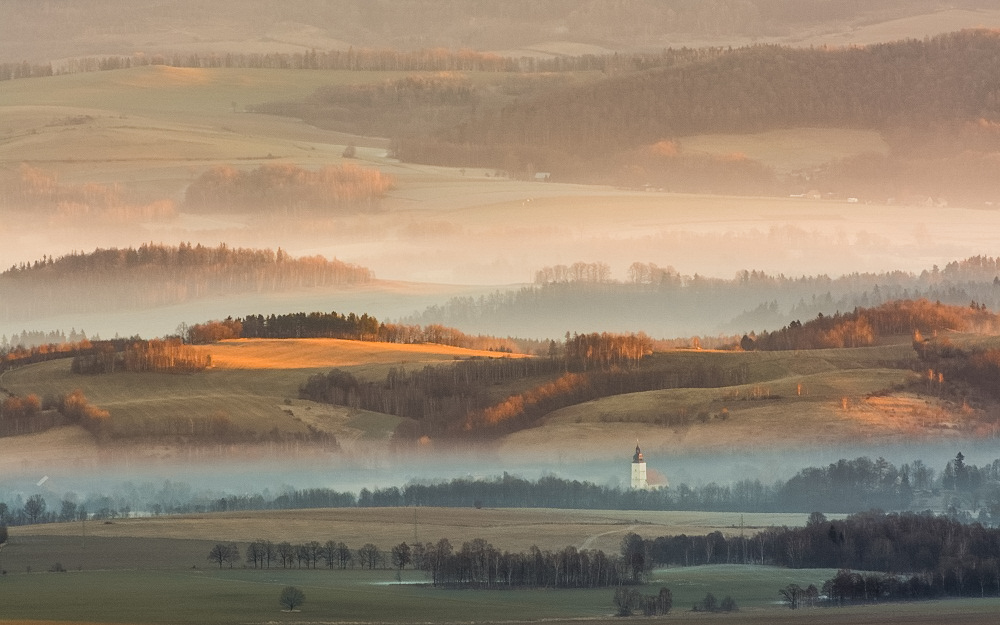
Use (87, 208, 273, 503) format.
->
(2, 319, 994, 475)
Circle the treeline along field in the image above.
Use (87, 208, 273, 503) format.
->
(184, 163, 394, 214)
(184, 311, 525, 353)
(8, 454, 991, 524)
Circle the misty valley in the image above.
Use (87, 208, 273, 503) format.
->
(5, 2, 1000, 624)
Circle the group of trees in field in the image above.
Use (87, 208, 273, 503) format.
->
(743, 298, 1000, 351)
(0, 164, 176, 223)
(71, 339, 210, 374)
(0, 388, 107, 439)
(613, 586, 678, 617)
(184, 310, 526, 353)
(767, 511, 1000, 602)
(0, 243, 373, 321)
(912, 330, 1000, 411)
(299, 331, 737, 440)
(211, 534, 643, 590)
(194, 509, 1000, 602)
(184, 164, 394, 214)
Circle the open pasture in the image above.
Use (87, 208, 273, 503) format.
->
(0, 561, 997, 625)
(680, 128, 889, 174)
(2, 504, 999, 625)
(10, 508, 810, 556)
(500, 342, 978, 459)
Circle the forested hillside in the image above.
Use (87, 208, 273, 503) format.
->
(748, 298, 1000, 350)
(454, 30, 1000, 151)
(0, 243, 373, 321)
(409, 256, 1000, 339)
(424, 30, 1000, 200)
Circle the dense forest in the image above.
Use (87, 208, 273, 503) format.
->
(641, 510, 1000, 602)
(453, 30, 1000, 150)
(416, 29, 1000, 199)
(0, 243, 373, 321)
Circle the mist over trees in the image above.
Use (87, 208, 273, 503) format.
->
(0, 163, 175, 223)
(0, 243, 373, 322)
(6, 452, 1000, 526)
(409, 257, 1000, 339)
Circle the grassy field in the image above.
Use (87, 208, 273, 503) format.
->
(0, 561, 998, 624)
(9, 508, 812, 556)
(1, 509, 832, 623)
(0, 566, 829, 624)
(680, 128, 889, 174)
(3, 508, 1000, 625)
(2, 338, 981, 467)
(501, 342, 983, 459)
(0, 339, 526, 458)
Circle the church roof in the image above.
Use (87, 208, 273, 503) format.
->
(633, 443, 644, 463)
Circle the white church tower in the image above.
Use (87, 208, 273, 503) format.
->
(631, 442, 648, 490)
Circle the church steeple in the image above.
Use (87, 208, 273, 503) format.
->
(631, 441, 647, 490)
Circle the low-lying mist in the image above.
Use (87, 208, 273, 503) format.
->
(4, 190, 1000, 341)
(0, 440, 988, 513)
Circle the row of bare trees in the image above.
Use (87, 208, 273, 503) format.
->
(1, 164, 176, 223)
(0, 389, 107, 438)
(212, 535, 640, 590)
(71, 339, 209, 374)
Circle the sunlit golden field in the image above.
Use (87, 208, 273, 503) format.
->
(200, 337, 529, 370)
(0, 338, 531, 472)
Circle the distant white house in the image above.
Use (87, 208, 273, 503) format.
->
(534, 172, 551, 182)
